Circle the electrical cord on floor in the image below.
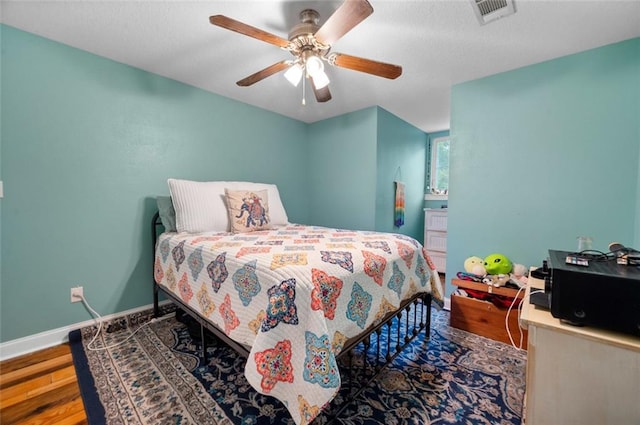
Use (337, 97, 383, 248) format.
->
(79, 294, 163, 352)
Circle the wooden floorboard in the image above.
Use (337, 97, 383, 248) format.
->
(0, 344, 87, 425)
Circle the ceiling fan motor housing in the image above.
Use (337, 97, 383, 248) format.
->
(287, 9, 329, 61)
(289, 9, 320, 39)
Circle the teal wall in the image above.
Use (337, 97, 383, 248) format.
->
(376, 107, 427, 243)
(0, 25, 310, 342)
(307, 108, 378, 230)
(306, 106, 428, 244)
(446, 37, 640, 296)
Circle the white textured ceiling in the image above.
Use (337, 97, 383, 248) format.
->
(2, 0, 639, 132)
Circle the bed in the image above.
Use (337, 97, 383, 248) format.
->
(152, 179, 444, 425)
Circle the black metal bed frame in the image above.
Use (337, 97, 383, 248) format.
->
(151, 211, 432, 421)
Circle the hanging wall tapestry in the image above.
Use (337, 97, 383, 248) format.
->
(394, 180, 405, 227)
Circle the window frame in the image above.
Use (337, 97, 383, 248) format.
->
(426, 136, 450, 200)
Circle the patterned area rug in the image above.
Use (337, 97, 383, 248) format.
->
(69, 304, 526, 425)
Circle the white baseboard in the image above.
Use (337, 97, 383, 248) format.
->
(0, 300, 171, 361)
(443, 296, 451, 311)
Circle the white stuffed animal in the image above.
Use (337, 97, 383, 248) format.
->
(510, 263, 528, 288)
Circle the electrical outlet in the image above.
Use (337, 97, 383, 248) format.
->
(71, 286, 83, 303)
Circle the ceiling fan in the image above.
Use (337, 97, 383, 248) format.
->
(209, 0, 402, 103)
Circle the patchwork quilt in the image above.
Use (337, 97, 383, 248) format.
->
(154, 224, 443, 425)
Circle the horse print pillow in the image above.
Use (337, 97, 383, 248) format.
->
(225, 189, 272, 233)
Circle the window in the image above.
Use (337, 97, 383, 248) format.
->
(428, 136, 450, 198)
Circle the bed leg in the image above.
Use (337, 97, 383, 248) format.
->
(425, 295, 432, 339)
(395, 311, 402, 353)
(404, 305, 411, 343)
(375, 328, 382, 372)
(153, 284, 159, 318)
(200, 324, 208, 366)
(415, 297, 421, 333)
(347, 349, 355, 397)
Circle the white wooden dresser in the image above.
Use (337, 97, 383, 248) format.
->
(423, 208, 447, 273)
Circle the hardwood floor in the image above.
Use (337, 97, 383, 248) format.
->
(0, 344, 87, 425)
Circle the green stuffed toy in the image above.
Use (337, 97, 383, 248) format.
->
(483, 253, 513, 275)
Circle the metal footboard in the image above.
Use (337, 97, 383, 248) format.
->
(324, 292, 431, 422)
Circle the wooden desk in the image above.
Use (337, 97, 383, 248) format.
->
(520, 274, 640, 425)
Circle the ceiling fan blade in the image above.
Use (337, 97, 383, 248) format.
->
(330, 53, 402, 79)
(236, 61, 291, 87)
(210, 15, 290, 48)
(311, 78, 332, 103)
(314, 0, 374, 46)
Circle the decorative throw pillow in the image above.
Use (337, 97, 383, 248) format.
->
(156, 196, 177, 232)
(225, 189, 271, 233)
(224, 181, 289, 226)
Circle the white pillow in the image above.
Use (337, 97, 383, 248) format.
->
(168, 179, 289, 233)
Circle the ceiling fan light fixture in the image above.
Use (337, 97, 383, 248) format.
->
(305, 54, 324, 77)
(284, 63, 303, 86)
(312, 70, 330, 89)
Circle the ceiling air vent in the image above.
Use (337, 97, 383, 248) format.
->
(471, 0, 516, 25)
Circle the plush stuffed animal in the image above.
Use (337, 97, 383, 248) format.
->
(484, 253, 513, 275)
(510, 263, 528, 288)
(464, 256, 486, 276)
(483, 273, 511, 287)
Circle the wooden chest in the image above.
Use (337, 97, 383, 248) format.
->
(450, 278, 528, 349)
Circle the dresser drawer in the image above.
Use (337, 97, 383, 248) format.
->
(425, 230, 447, 252)
(428, 251, 447, 273)
(450, 294, 527, 349)
(425, 209, 448, 232)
